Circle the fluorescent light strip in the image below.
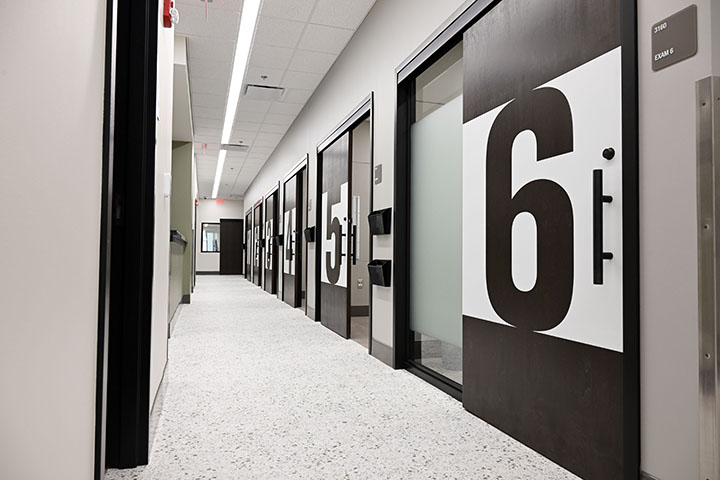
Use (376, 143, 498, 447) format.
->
(211, 0, 262, 199)
(211, 149, 227, 199)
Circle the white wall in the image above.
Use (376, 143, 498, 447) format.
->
(196, 199, 246, 272)
(171, 142, 195, 297)
(243, 0, 470, 350)
(0, 1, 106, 478)
(638, 0, 719, 478)
(150, 3, 175, 411)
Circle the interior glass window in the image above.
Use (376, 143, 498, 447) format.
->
(408, 42, 464, 386)
(201, 223, 220, 253)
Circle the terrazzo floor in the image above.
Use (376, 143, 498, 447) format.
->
(106, 275, 579, 480)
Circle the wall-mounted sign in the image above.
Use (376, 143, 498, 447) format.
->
(652, 5, 697, 71)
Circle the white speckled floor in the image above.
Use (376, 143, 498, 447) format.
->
(106, 276, 578, 480)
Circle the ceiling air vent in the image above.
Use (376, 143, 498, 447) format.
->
(244, 84, 285, 101)
(221, 144, 250, 153)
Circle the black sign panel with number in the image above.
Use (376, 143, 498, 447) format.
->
(461, 0, 633, 478)
(245, 211, 252, 279)
(319, 132, 351, 338)
(283, 175, 299, 307)
(252, 204, 263, 286)
(263, 192, 277, 294)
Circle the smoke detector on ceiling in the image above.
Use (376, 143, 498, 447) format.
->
(244, 84, 285, 101)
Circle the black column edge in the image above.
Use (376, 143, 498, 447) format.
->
(95, 0, 117, 478)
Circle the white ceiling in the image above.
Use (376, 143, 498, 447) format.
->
(174, 0, 377, 200)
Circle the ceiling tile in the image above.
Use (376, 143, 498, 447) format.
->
(310, 0, 375, 29)
(250, 146, 275, 155)
(186, 37, 235, 62)
(192, 93, 226, 108)
(195, 126, 221, 137)
(264, 113, 296, 126)
(281, 70, 324, 90)
(253, 17, 305, 49)
(297, 24, 354, 54)
(260, 0, 316, 22)
(245, 66, 286, 86)
(245, 158, 267, 166)
(288, 49, 337, 74)
(229, 129, 259, 144)
(282, 88, 314, 104)
(192, 106, 224, 120)
(193, 117, 223, 129)
(254, 132, 284, 147)
(233, 110, 266, 123)
(233, 122, 262, 132)
(225, 165, 245, 175)
(259, 123, 290, 134)
(188, 58, 231, 78)
(225, 163, 246, 173)
(248, 44, 295, 71)
(194, 134, 221, 144)
(236, 99, 272, 114)
(175, 5, 240, 39)
(196, 158, 218, 167)
(268, 102, 303, 116)
(175, 0, 242, 12)
(225, 149, 248, 158)
(190, 76, 229, 95)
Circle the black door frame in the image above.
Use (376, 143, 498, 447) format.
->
(252, 199, 264, 286)
(192, 200, 197, 291)
(315, 93, 375, 352)
(244, 209, 252, 278)
(263, 183, 280, 294)
(393, 0, 639, 478)
(281, 157, 308, 308)
(96, 0, 159, 476)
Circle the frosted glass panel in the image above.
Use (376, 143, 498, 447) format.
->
(409, 95, 463, 348)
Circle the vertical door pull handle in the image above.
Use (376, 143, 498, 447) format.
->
(351, 225, 358, 266)
(593, 169, 614, 285)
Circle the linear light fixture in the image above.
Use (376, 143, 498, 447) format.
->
(211, 0, 263, 199)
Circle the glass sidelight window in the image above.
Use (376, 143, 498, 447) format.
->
(408, 43, 464, 386)
(201, 222, 220, 253)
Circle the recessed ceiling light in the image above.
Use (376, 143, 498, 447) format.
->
(212, 0, 262, 199)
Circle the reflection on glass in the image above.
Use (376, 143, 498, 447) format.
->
(202, 223, 220, 252)
(409, 43, 463, 385)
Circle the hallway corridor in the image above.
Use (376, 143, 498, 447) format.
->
(106, 276, 577, 480)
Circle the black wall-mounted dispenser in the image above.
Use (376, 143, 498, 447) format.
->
(368, 259, 391, 287)
(304, 226, 316, 243)
(368, 207, 392, 235)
